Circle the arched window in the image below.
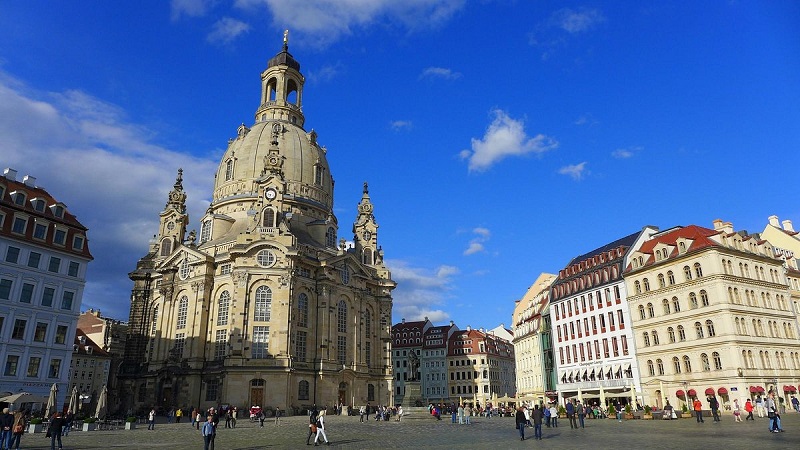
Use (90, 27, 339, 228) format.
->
(705, 320, 715, 337)
(326, 227, 336, 247)
(695, 322, 704, 339)
(712, 352, 722, 370)
(700, 290, 709, 306)
(643, 332, 650, 347)
(299, 380, 309, 400)
(683, 265, 692, 281)
(254, 286, 272, 321)
(638, 305, 646, 320)
(662, 299, 670, 314)
(673, 356, 681, 374)
(668, 327, 676, 343)
(647, 303, 654, 318)
(634, 281, 641, 294)
(217, 291, 230, 326)
(297, 293, 309, 328)
(667, 271, 675, 285)
(652, 330, 660, 345)
(677, 325, 686, 341)
(200, 220, 211, 243)
(742, 350, 749, 368)
(363, 248, 373, 265)
(658, 274, 665, 288)
(689, 292, 698, 309)
(647, 360, 655, 376)
(735, 318, 741, 335)
(672, 296, 681, 312)
(643, 278, 650, 292)
(747, 350, 755, 368)
(225, 159, 234, 181)
(701, 353, 710, 371)
(262, 208, 276, 227)
(176, 296, 188, 329)
(656, 359, 664, 375)
(683, 355, 692, 372)
(160, 238, 172, 256)
(337, 300, 347, 333)
(694, 263, 703, 278)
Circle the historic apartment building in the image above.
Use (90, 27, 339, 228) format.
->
(447, 327, 516, 405)
(550, 227, 659, 408)
(68, 330, 111, 415)
(625, 220, 800, 411)
(420, 321, 459, 403)
(512, 273, 556, 404)
(119, 35, 395, 415)
(390, 318, 431, 405)
(77, 309, 127, 409)
(0, 168, 92, 403)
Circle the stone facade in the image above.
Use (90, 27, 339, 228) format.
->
(512, 272, 555, 404)
(625, 220, 800, 411)
(119, 36, 395, 415)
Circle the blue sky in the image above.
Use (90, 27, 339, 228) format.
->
(1, 1, 799, 330)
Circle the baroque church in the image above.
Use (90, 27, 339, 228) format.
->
(119, 34, 396, 415)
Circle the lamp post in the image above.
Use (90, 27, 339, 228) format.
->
(683, 381, 689, 412)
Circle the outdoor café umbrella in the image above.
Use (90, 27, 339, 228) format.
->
(0, 392, 48, 407)
(94, 385, 108, 420)
(45, 383, 59, 418)
(68, 386, 79, 414)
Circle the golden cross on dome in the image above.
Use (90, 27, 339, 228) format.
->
(283, 30, 289, 46)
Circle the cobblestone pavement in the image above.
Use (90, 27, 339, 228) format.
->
(13, 412, 800, 449)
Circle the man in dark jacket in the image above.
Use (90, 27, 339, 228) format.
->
(531, 405, 544, 440)
(48, 412, 66, 450)
(0, 408, 14, 450)
(566, 401, 577, 428)
(515, 407, 527, 441)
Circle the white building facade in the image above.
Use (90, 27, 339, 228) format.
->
(512, 273, 555, 404)
(0, 169, 92, 404)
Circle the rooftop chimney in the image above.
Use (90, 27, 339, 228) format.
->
(3, 168, 17, 181)
(22, 175, 36, 187)
(769, 215, 781, 227)
(783, 220, 795, 232)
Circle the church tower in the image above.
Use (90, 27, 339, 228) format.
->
(119, 32, 395, 416)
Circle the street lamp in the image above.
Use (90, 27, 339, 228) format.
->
(682, 381, 689, 411)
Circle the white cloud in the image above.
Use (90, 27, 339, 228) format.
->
(171, 0, 215, 21)
(390, 120, 413, 131)
(574, 113, 599, 126)
(461, 109, 558, 172)
(0, 71, 219, 320)
(419, 67, 461, 80)
(386, 259, 458, 322)
(207, 17, 251, 44)
(463, 227, 490, 256)
(558, 162, 588, 180)
(236, 0, 466, 47)
(612, 146, 641, 159)
(551, 7, 605, 34)
(306, 63, 344, 84)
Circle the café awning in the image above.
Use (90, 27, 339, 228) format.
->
(675, 389, 685, 398)
(717, 387, 728, 395)
(704, 387, 715, 396)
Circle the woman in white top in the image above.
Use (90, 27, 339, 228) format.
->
(314, 408, 330, 446)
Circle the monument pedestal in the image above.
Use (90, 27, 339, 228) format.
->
(400, 381, 432, 420)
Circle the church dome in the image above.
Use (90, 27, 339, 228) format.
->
(210, 37, 334, 218)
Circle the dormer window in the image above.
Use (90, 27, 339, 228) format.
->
(262, 208, 276, 228)
(679, 242, 686, 252)
(72, 235, 85, 251)
(31, 198, 46, 212)
(53, 227, 67, 246)
(11, 191, 26, 206)
(33, 222, 48, 240)
(50, 204, 64, 218)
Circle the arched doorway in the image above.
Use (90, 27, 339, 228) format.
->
(250, 379, 265, 407)
(338, 382, 348, 407)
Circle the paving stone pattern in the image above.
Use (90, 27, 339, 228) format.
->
(14, 412, 800, 449)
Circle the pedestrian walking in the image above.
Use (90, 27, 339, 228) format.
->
(147, 407, 156, 430)
(549, 404, 559, 428)
(175, 407, 183, 423)
(515, 406, 526, 441)
(755, 395, 764, 418)
(306, 406, 319, 445)
(313, 408, 330, 446)
(0, 407, 13, 450)
(464, 405, 472, 424)
(47, 411, 65, 450)
(744, 399, 754, 421)
(577, 401, 586, 428)
(8, 410, 25, 450)
(359, 405, 365, 423)
(693, 398, 705, 423)
(202, 416, 216, 450)
(709, 396, 721, 422)
(566, 401, 577, 429)
(397, 406, 403, 422)
(275, 407, 281, 425)
(733, 399, 742, 422)
(544, 403, 551, 427)
(62, 411, 73, 436)
(766, 391, 783, 433)
(532, 405, 543, 440)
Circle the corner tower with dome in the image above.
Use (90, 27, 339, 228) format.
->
(119, 34, 396, 415)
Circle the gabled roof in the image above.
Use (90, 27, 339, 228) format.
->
(566, 230, 640, 267)
(637, 225, 720, 255)
(74, 330, 110, 357)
